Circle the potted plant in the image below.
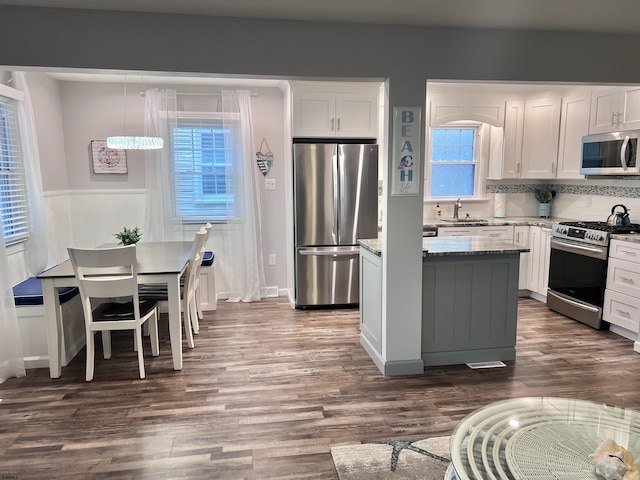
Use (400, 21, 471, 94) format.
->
(114, 226, 142, 245)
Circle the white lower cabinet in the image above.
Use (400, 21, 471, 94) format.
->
(437, 227, 476, 237)
(359, 248, 382, 353)
(604, 239, 640, 339)
(478, 225, 514, 240)
(437, 225, 513, 239)
(513, 226, 530, 290)
(437, 224, 546, 296)
(527, 226, 551, 299)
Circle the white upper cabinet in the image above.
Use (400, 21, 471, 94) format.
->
(429, 93, 505, 127)
(520, 96, 561, 179)
(292, 83, 379, 138)
(589, 86, 640, 134)
(556, 91, 590, 179)
(501, 100, 525, 179)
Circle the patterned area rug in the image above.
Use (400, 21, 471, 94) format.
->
(331, 436, 451, 480)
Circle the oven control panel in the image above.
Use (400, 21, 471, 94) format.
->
(551, 224, 609, 247)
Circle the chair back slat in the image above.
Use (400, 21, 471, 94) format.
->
(68, 245, 139, 301)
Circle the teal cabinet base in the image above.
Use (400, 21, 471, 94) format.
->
(422, 253, 520, 366)
(422, 346, 516, 367)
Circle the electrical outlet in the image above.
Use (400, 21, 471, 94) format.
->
(265, 178, 276, 190)
(268, 254, 276, 265)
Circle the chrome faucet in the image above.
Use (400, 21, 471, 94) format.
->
(453, 197, 462, 219)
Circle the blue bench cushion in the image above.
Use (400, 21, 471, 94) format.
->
(201, 250, 215, 267)
(13, 277, 79, 306)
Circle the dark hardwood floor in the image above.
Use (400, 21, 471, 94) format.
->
(3, 297, 640, 479)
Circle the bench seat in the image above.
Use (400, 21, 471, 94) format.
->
(13, 276, 79, 306)
(13, 277, 85, 369)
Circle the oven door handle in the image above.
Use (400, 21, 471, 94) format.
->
(547, 290, 601, 314)
(550, 238, 608, 260)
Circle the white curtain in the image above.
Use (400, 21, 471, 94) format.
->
(0, 229, 25, 382)
(0, 72, 44, 382)
(222, 90, 267, 302)
(14, 72, 47, 275)
(143, 88, 182, 242)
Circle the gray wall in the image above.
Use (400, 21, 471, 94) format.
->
(2, 7, 640, 84)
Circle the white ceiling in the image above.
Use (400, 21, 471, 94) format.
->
(2, 0, 640, 34)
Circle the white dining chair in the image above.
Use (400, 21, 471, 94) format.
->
(138, 228, 207, 348)
(67, 245, 160, 381)
(195, 222, 212, 321)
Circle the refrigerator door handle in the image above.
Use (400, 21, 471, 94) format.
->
(299, 248, 359, 256)
(333, 150, 340, 239)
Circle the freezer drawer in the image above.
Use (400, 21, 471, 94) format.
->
(295, 246, 360, 307)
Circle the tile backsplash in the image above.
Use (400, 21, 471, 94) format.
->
(423, 180, 640, 223)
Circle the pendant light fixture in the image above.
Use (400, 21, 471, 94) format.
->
(107, 75, 163, 150)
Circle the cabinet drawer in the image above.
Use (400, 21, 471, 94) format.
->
(478, 226, 514, 240)
(437, 227, 476, 237)
(607, 257, 640, 298)
(609, 240, 640, 263)
(603, 289, 640, 333)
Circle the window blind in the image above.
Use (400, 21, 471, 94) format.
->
(0, 96, 29, 245)
(172, 118, 236, 220)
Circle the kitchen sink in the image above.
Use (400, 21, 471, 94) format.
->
(442, 218, 489, 224)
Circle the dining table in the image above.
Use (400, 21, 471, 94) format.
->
(37, 241, 193, 378)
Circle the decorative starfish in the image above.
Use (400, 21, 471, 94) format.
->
(377, 439, 450, 472)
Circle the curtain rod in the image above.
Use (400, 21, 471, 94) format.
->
(140, 91, 257, 97)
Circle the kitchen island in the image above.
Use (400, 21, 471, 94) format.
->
(359, 236, 529, 372)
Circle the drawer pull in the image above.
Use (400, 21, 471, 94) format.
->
(620, 276, 635, 283)
(621, 249, 638, 256)
(616, 309, 631, 317)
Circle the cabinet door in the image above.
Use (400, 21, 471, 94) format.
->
(292, 92, 336, 137)
(620, 86, 640, 131)
(527, 226, 551, 296)
(589, 88, 620, 134)
(335, 93, 378, 138)
(520, 97, 561, 179)
(502, 100, 525, 179)
(514, 226, 530, 290)
(437, 227, 477, 237)
(557, 95, 589, 179)
(360, 249, 383, 351)
(540, 228, 551, 297)
(527, 226, 541, 292)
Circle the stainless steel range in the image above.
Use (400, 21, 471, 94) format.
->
(547, 221, 640, 329)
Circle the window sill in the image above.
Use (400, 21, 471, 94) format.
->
(425, 197, 491, 204)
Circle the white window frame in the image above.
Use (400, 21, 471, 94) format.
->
(425, 121, 489, 202)
(0, 84, 29, 246)
(172, 111, 238, 223)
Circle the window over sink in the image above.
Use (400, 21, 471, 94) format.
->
(427, 125, 480, 199)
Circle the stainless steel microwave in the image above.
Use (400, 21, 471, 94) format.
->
(580, 131, 640, 175)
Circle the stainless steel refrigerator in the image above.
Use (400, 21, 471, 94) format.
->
(293, 141, 378, 308)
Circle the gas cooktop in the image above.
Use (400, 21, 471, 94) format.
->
(552, 221, 640, 247)
(559, 221, 640, 234)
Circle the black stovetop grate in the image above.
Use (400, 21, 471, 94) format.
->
(559, 221, 640, 234)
